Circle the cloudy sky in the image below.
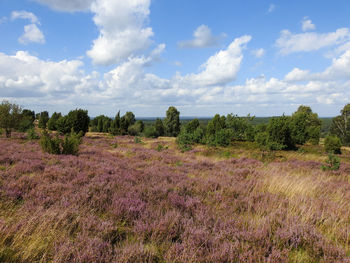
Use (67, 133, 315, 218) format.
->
(0, 0, 350, 117)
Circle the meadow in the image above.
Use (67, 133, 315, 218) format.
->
(1, 133, 350, 262)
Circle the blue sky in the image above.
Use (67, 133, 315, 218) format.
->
(0, 0, 350, 117)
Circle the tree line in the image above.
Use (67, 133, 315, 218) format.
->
(1, 100, 349, 154)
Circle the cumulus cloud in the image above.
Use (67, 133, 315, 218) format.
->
(178, 25, 220, 48)
(0, 51, 96, 99)
(302, 17, 316, 32)
(276, 28, 350, 55)
(180, 35, 251, 86)
(11, 11, 39, 24)
(33, 0, 94, 12)
(19, 24, 45, 44)
(251, 48, 266, 58)
(11, 10, 45, 44)
(87, 0, 154, 66)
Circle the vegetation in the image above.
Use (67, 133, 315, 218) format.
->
(0, 100, 23, 137)
(330, 103, 350, 146)
(39, 130, 82, 155)
(164, 106, 181, 137)
(324, 135, 342, 154)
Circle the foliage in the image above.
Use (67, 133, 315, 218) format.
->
(47, 112, 62, 131)
(56, 116, 71, 135)
(0, 100, 22, 137)
(322, 153, 340, 171)
(120, 112, 136, 135)
(176, 128, 195, 151)
(40, 130, 82, 155)
(134, 136, 142, 144)
(66, 109, 90, 135)
(226, 114, 255, 141)
(128, 120, 144, 136)
(144, 126, 158, 138)
(255, 131, 283, 151)
(164, 106, 181, 137)
(155, 118, 164, 137)
(18, 109, 35, 132)
(110, 111, 121, 135)
(266, 116, 296, 150)
(324, 135, 342, 154)
(38, 111, 49, 129)
(90, 115, 112, 133)
(26, 128, 40, 140)
(330, 103, 350, 146)
(290, 105, 321, 145)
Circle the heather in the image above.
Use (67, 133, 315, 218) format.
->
(0, 133, 350, 262)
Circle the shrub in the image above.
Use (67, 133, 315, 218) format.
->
(39, 130, 61, 154)
(144, 126, 158, 138)
(176, 129, 194, 151)
(322, 154, 340, 171)
(134, 136, 142, 144)
(324, 135, 342, 154)
(61, 133, 82, 155)
(26, 128, 39, 140)
(215, 128, 232, 146)
(40, 130, 82, 155)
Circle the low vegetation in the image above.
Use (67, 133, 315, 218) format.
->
(1, 100, 350, 262)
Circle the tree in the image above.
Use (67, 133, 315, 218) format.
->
(324, 135, 342, 154)
(206, 114, 226, 145)
(18, 109, 35, 132)
(226, 114, 255, 141)
(290, 105, 321, 145)
(155, 118, 164, 137)
(38, 111, 49, 129)
(66, 109, 90, 135)
(164, 106, 181, 137)
(47, 112, 62, 131)
(266, 116, 295, 150)
(330, 104, 350, 146)
(110, 111, 121, 135)
(56, 116, 71, 135)
(0, 100, 22, 137)
(120, 111, 136, 135)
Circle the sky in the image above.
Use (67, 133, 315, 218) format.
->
(0, 0, 350, 117)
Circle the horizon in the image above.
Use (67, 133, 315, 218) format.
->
(1, 1, 350, 117)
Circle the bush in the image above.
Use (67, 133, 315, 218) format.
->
(322, 154, 340, 171)
(324, 135, 342, 154)
(40, 130, 82, 155)
(176, 129, 194, 151)
(40, 131, 61, 154)
(61, 133, 82, 155)
(215, 129, 232, 147)
(144, 126, 158, 138)
(26, 128, 39, 140)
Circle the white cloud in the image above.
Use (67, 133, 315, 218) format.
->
(11, 10, 45, 45)
(87, 0, 154, 66)
(276, 28, 350, 55)
(19, 24, 45, 44)
(33, 0, 94, 12)
(178, 25, 220, 48)
(267, 4, 276, 13)
(251, 48, 266, 58)
(0, 51, 95, 99)
(11, 10, 39, 24)
(182, 35, 251, 86)
(285, 68, 310, 82)
(302, 17, 316, 32)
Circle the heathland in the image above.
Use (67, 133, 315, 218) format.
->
(1, 132, 350, 262)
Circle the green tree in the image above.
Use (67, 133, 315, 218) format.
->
(38, 111, 49, 129)
(164, 106, 181, 137)
(66, 109, 90, 135)
(267, 116, 295, 150)
(110, 111, 121, 135)
(290, 105, 321, 145)
(18, 109, 35, 132)
(330, 103, 350, 146)
(47, 112, 62, 131)
(324, 135, 342, 154)
(56, 116, 71, 135)
(155, 118, 164, 137)
(226, 114, 255, 141)
(0, 100, 22, 137)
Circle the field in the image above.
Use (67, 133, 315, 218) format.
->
(1, 133, 350, 262)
